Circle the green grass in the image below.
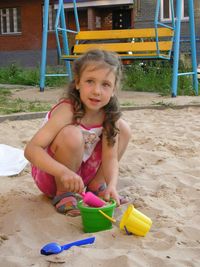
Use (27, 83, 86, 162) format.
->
(0, 64, 68, 87)
(0, 61, 198, 96)
(0, 88, 51, 115)
(123, 60, 199, 96)
(0, 61, 199, 115)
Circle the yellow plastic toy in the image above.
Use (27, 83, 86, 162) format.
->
(99, 204, 152, 237)
(119, 205, 152, 236)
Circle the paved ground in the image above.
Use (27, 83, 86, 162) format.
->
(1, 84, 200, 122)
(7, 84, 200, 107)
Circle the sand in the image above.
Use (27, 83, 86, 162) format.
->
(0, 104, 200, 266)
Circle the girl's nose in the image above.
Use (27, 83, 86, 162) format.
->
(93, 84, 101, 95)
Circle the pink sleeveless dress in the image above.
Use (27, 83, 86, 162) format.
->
(31, 100, 103, 197)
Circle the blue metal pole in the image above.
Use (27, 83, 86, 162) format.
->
(188, 0, 198, 95)
(73, 0, 80, 32)
(172, 0, 182, 97)
(60, 0, 72, 79)
(55, 0, 63, 59)
(154, 0, 160, 26)
(154, 0, 160, 55)
(40, 0, 49, 92)
(168, 0, 175, 59)
(170, 0, 175, 29)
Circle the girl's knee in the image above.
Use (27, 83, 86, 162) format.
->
(51, 125, 84, 152)
(118, 119, 131, 159)
(119, 119, 132, 141)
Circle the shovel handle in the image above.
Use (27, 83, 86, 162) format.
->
(62, 236, 95, 250)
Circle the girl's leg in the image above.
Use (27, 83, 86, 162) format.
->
(87, 119, 131, 200)
(50, 125, 84, 215)
(50, 125, 84, 192)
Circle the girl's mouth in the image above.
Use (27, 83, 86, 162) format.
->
(89, 98, 100, 103)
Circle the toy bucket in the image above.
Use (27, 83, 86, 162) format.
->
(119, 205, 152, 236)
(78, 199, 116, 233)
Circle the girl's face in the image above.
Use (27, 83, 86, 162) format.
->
(75, 64, 116, 112)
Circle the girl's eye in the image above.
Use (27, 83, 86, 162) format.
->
(86, 79, 93, 84)
(103, 82, 111, 88)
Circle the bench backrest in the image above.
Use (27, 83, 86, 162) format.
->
(75, 28, 174, 40)
(72, 28, 174, 57)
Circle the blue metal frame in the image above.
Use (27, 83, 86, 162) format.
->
(40, 0, 198, 96)
(40, 0, 80, 91)
(154, 0, 175, 59)
(172, 0, 198, 97)
(187, 0, 198, 94)
(40, 0, 49, 91)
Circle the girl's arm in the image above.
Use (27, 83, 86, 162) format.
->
(24, 103, 84, 193)
(101, 128, 120, 205)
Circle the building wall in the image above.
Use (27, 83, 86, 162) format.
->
(134, 0, 200, 64)
(66, 8, 115, 31)
(0, 0, 57, 67)
(194, 0, 200, 63)
(134, 0, 155, 28)
(1, 1, 198, 67)
(0, 1, 135, 67)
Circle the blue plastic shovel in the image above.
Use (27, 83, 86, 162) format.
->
(41, 236, 95, 255)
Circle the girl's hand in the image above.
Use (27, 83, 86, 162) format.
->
(104, 185, 120, 206)
(59, 170, 84, 194)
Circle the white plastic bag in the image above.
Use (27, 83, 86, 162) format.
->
(0, 144, 28, 176)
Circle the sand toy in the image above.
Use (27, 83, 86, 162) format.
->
(40, 236, 95, 255)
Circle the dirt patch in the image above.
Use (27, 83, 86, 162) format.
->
(2, 84, 200, 109)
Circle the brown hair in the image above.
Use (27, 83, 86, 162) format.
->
(64, 49, 123, 146)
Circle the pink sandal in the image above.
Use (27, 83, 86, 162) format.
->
(52, 192, 81, 216)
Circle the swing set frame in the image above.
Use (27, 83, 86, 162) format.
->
(40, 0, 198, 97)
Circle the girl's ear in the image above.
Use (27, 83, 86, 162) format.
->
(74, 78, 80, 90)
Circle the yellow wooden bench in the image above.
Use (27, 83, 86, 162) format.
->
(61, 27, 174, 62)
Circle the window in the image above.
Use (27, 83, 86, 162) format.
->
(136, 0, 141, 14)
(161, 0, 189, 21)
(96, 16, 101, 29)
(0, 7, 21, 34)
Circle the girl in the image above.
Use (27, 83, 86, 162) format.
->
(25, 49, 131, 216)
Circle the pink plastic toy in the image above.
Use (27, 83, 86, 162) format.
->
(81, 192, 106, 208)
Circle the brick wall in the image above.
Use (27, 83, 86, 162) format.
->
(134, 0, 155, 28)
(0, 1, 132, 67)
(0, 0, 56, 51)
